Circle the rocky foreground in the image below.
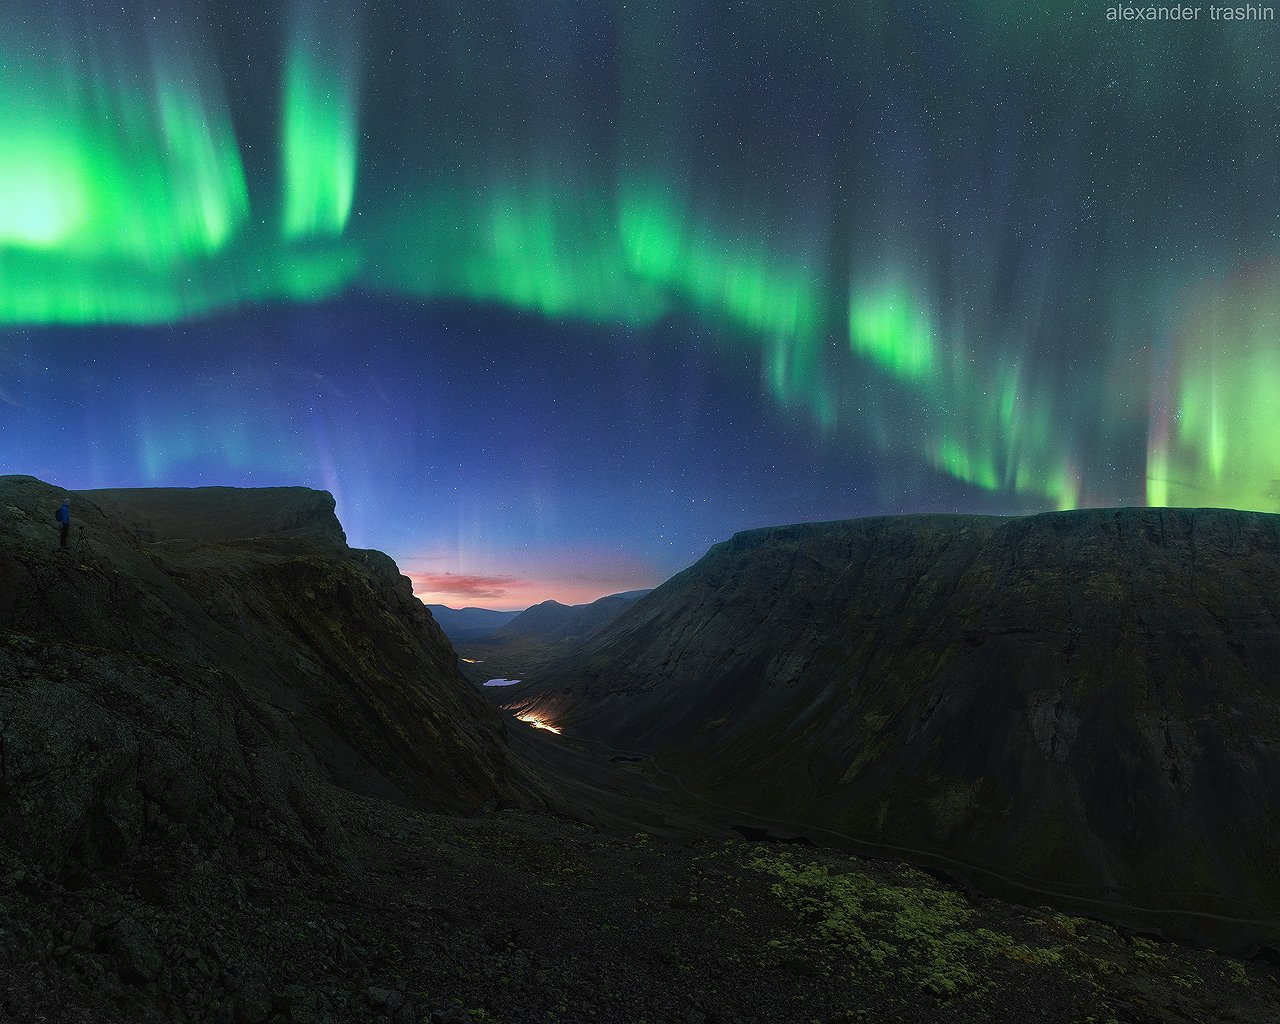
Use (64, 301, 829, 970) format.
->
(1, 479, 1278, 1022)
(4, 751, 1279, 1024)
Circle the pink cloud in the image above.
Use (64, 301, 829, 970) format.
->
(406, 572, 538, 605)
(400, 548, 666, 611)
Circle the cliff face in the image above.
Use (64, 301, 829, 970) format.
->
(0, 475, 544, 884)
(80, 485, 350, 547)
(509, 508, 1280, 948)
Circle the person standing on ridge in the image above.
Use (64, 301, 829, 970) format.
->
(56, 498, 71, 549)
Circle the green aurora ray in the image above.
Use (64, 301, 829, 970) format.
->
(1, 1, 1278, 514)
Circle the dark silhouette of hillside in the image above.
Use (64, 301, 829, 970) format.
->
(507, 508, 1280, 951)
(456, 590, 651, 683)
(423, 604, 520, 642)
(0, 476, 544, 818)
(496, 590, 652, 643)
(3, 482, 1278, 1022)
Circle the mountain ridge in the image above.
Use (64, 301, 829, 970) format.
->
(3, 483, 1279, 1021)
(506, 505, 1280, 950)
(423, 604, 521, 641)
(0, 475, 549, 841)
(495, 589, 653, 643)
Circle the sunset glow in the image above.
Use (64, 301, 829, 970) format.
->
(404, 550, 662, 611)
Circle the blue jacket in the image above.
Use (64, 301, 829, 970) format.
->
(56, 504, 70, 525)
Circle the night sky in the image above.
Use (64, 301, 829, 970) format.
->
(2, 2, 1278, 608)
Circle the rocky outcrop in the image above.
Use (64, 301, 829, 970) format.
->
(508, 508, 1280, 950)
(0, 475, 545, 889)
(81, 484, 349, 547)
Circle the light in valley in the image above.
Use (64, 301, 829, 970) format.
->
(515, 713, 561, 734)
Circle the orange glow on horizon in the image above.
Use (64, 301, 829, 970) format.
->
(400, 551, 662, 613)
(408, 575, 646, 612)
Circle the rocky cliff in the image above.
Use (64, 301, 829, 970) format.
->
(507, 508, 1280, 950)
(80, 485, 352, 548)
(2, 486, 1279, 1023)
(0, 474, 546, 888)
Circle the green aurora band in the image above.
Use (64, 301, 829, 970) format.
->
(1, 1, 1277, 514)
(282, 3, 360, 240)
(1147, 272, 1280, 512)
(0, 39, 248, 261)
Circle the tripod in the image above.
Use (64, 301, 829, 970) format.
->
(75, 524, 93, 556)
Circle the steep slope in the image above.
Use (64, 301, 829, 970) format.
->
(0, 473, 547, 889)
(424, 604, 520, 642)
(507, 508, 1280, 949)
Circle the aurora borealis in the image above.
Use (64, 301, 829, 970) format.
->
(2, 1, 1279, 607)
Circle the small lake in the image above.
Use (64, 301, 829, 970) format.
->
(484, 679, 521, 687)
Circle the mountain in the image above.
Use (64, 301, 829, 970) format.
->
(3, 481, 1278, 1023)
(428, 592, 651, 652)
(424, 604, 521, 642)
(505, 508, 1280, 950)
(497, 590, 652, 643)
(456, 590, 654, 684)
(0, 475, 548, 857)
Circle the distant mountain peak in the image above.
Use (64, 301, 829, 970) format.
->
(496, 589, 653, 642)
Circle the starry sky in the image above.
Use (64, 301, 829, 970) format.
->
(2, 1, 1278, 609)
